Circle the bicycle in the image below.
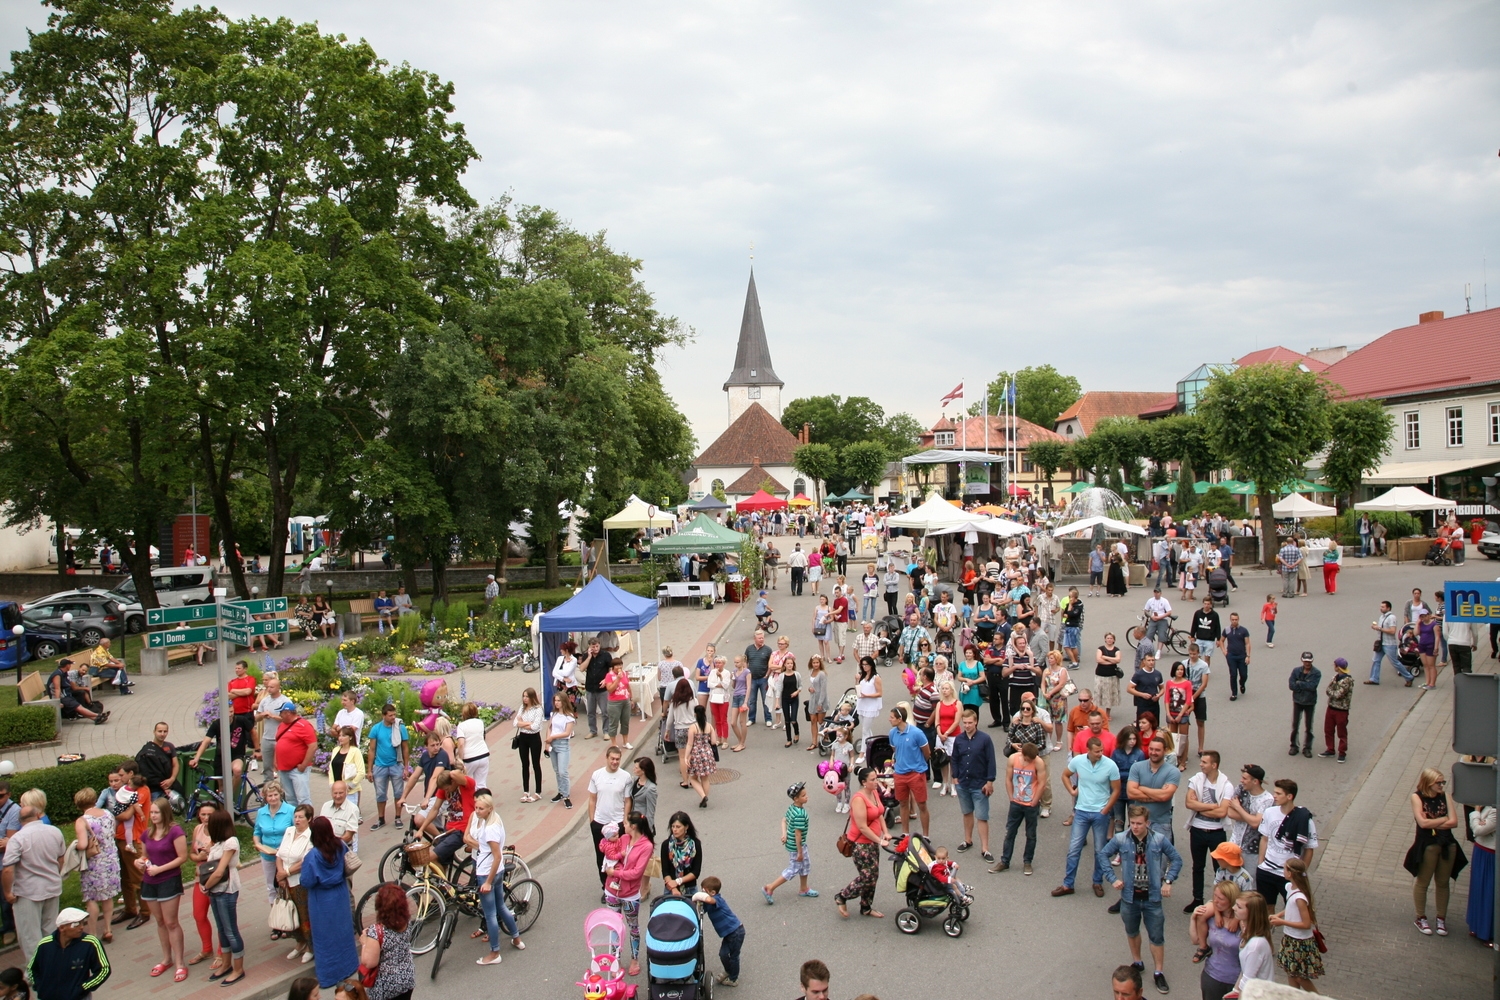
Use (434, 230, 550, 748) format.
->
(1125, 613, 1191, 656)
(377, 806, 534, 887)
(428, 873, 542, 979)
(185, 769, 265, 825)
(755, 614, 779, 634)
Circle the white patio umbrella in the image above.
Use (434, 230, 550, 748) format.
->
(1050, 515, 1147, 537)
(1353, 486, 1457, 512)
(927, 518, 1036, 539)
(1271, 493, 1337, 518)
(884, 492, 974, 532)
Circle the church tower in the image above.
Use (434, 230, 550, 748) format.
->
(723, 270, 784, 424)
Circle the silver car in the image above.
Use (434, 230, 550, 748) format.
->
(18, 590, 126, 646)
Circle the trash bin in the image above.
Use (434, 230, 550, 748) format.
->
(1129, 563, 1147, 587)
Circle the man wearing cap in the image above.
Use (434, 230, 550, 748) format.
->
(1319, 658, 1354, 762)
(2, 789, 66, 964)
(1142, 589, 1173, 648)
(26, 907, 108, 1000)
(274, 701, 318, 808)
(483, 573, 499, 611)
(1287, 653, 1321, 758)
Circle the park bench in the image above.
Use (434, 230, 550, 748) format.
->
(19, 669, 99, 728)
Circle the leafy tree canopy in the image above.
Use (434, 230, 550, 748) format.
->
(968, 364, 1081, 428)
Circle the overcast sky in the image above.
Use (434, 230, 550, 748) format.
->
(5, 1, 1497, 451)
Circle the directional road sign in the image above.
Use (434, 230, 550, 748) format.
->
(219, 624, 251, 645)
(146, 605, 218, 627)
(146, 626, 218, 648)
(219, 603, 249, 625)
(243, 619, 289, 637)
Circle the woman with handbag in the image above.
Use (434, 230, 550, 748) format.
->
(933, 679, 963, 797)
(834, 767, 890, 919)
(302, 817, 359, 988)
(1042, 650, 1073, 752)
(513, 687, 545, 803)
(813, 594, 834, 664)
(200, 807, 247, 986)
(253, 780, 295, 923)
(358, 883, 415, 1000)
(72, 788, 119, 941)
(275, 805, 316, 966)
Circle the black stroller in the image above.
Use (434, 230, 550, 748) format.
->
(875, 615, 902, 664)
(888, 832, 972, 938)
(1206, 567, 1230, 607)
(654, 713, 680, 765)
(860, 736, 902, 829)
(1422, 537, 1456, 567)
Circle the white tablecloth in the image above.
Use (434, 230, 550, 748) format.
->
(627, 665, 657, 719)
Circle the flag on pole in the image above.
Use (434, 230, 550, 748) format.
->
(1006, 379, 1017, 407)
(941, 382, 964, 406)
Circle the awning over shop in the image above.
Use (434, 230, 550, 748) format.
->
(1363, 457, 1495, 485)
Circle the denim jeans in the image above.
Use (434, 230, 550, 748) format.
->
(585, 691, 607, 737)
(1265, 619, 1276, 645)
(209, 890, 244, 957)
(372, 763, 403, 803)
(748, 676, 770, 723)
(1369, 643, 1411, 683)
(1226, 656, 1248, 697)
(719, 925, 745, 981)
(1119, 897, 1166, 946)
(862, 597, 877, 621)
(279, 769, 311, 808)
(481, 881, 519, 950)
(1002, 801, 1040, 865)
(1064, 808, 1110, 888)
(550, 737, 571, 798)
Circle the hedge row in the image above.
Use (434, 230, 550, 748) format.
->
(10, 754, 129, 824)
(0, 706, 57, 748)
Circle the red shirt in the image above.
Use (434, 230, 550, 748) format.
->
(437, 774, 476, 832)
(274, 717, 318, 772)
(832, 596, 850, 623)
(1071, 728, 1117, 757)
(228, 674, 256, 715)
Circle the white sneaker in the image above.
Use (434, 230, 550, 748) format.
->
(766, 721, 774, 728)
(932, 781, 943, 789)
(1040, 807, 1050, 818)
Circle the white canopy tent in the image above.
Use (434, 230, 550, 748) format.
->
(1354, 486, 1458, 512)
(900, 449, 1008, 465)
(1050, 515, 1147, 538)
(927, 518, 1036, 539)
(884, 492, 975, 532)
(1271, 493, 1337, 518)
(602, 495, 677, 530)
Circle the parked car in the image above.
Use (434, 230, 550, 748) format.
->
(0, 602, 76, 670)
(1480, 530, 1500, 560)
(22, 586, 145, 634)
(109, 566, 215, 609)
(16, 594, 124, 647)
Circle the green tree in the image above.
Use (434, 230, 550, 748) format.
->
(1198, 366, 1330, 564)
(1147, 415, 1218, 516)
(840, 441, 890, 494)
(879, 413, 925, 457)
(968, 365, 1082, 427)
(781, 396, 886, 451)
(1322, 400, 1394, 509)
(1026, 440, 1068, 498)
(793, 443, 838, 507)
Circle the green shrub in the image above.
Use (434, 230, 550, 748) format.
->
(0, 705, 57, 747)
(12, 754, 129, 824)
(394, 613, 421, 647)
(359, 679, 422, 729)
(1188, 486, 1245, 519)
(430, 599, 447, 625)
(289, 647, 338, 691)
(444, 601, 469, 631)
(1307, 511, 1423, 546)
(0, 687, 19, 710)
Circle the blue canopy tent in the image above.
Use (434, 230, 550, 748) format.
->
(535, 575, 659, 716)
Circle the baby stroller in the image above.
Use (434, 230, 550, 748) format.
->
(1422, 537, 1455, 567)
(577, 908, 638, 1000)
(654, 713, 680, 765)
(1397, 623, 1423, 673)
(860, 736, 902, 829)
(887, 833, 972, 938)
(818, 693, 858, 753)
(1206, 567, 1230, 607)
(876, 615, 903, 663)
(645, 895, 713, 1000)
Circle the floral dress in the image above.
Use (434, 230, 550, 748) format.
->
(79, 812, 120, 903)
(687, 723, 717, 778)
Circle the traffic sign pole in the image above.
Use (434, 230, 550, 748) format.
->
(215, 593, 232, 816)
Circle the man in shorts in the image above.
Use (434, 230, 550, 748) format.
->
(887, 707, 931, 837)
(1101, 806, 1182, 996)
(950, 709, 997, 862)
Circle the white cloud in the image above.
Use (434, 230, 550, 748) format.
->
(4, 0, 1496, 447)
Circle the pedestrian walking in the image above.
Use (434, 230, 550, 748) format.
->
(685, 706, 717, 807)
(1288, 653, 1320, 758)
(1219, 613, 1250, 701)
(834, 767, 890, 919)
(1320, 541, 1341, 593)
(763, 783, 816, 901)
(1259, 595, 1277, 649)
(2, 790, 65, 965)
(1366, 599, 1412, 685)
(1100, 806, 1184, 996)
(1406, 768, 1465, 937)
(25, 908, 109, 1000)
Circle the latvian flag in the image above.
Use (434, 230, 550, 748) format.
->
(940, 382, 964, 407)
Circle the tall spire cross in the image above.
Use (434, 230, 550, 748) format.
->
(723, 270, 783, 391)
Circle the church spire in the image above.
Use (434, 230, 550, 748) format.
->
(723, 269, 783, 391)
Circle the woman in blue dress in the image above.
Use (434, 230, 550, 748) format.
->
(300, 817, 358, 988)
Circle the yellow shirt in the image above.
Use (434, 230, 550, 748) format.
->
(90, 646, 113, 669)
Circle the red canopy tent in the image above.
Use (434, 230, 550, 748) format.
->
(736, 489, 788, 512)
(1007, 484, 1031, 497)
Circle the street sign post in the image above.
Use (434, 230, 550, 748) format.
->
(219, 624, 252, 646)
(219, 603, 249, 625)
(145, 605, 217, 627)
(146, 626, 219, 648)
(1452, 673, 1500, 998)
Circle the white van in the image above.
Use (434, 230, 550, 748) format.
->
(110, 566, 217, 609)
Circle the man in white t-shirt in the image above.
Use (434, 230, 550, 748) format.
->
(586, 747, 634, 891)
(333, 690, 366, 747)
(1182, 751, 1234, 912)
(1223, 764, 1274, 854)
(255, 673, 286, 773)
(1252, 778, 1317, 906)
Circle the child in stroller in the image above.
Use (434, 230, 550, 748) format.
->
(819, 697, 858, 754)
(1397, 622, 1424, 673)
(888, 832, 973, 938)
(1206, 567, 1230, 607)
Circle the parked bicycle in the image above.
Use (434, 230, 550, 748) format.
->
(185, 769, 265, 826)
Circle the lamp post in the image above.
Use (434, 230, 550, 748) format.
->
(62, 612, 72, 654)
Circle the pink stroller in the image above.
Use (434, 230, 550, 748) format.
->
(578, 908, 638, 1000)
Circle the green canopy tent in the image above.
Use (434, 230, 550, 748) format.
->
(1145, 482, 1177, 496)
(840, 489, 873, 501)
(647, 514, 748, 555)
(1119, 483, 1145, 493)
(1280, 478, 1322, 494)
(1058, 482, 1093, 494)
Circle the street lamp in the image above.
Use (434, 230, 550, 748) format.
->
(62, 612, 73, 653)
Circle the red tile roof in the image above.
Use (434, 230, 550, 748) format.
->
(1324, 307, 1500, 401)
(694, 402, 801, 467)
(724, 464, 789, 495)
(1054, 391, 1176, 435)
(1233, 346, 1330, 373)
(920, 414, 1066, 451)
(1137, 394, 1179, 418)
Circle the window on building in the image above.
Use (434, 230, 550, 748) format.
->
(1404, 411, 1420, 450)
(793, 478, 806, 496)
(935, 431, 955, 446)
(1490, 402, 1499, 445)
(1446, 406, 1464, 447)
(1021, 456, 1034, 473)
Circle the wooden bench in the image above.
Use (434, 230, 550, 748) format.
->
(20, 669, 90, 727)
(348, 598, 379, 626)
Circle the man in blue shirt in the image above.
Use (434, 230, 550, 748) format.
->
(888, 707, 931, 837)
(1219, 611, 1252, 700)
(950, 708, 997, 862)
(1101, 807, 1183, 996)
(1052, 737, 1121, 896)
(365, 703, 410, 830)
(1127, 736, 1181, 844)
